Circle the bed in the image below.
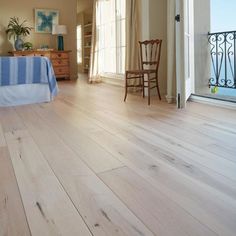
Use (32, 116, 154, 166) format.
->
(0, 56, 58, 107)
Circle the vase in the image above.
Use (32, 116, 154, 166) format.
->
(14, 36, 24, 51)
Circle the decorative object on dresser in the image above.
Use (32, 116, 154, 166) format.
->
(23, 42, 33, 50)
(5, 17, 33, 50)
(35, 9, 59, 33)
(52, 25, 67, 51)
(10, 50, 71, 80)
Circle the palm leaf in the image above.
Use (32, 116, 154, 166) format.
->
(5, 17, 33, 40)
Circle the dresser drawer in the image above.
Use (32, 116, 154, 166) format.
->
(54, 66, 69, 75)
(13, 53, 35, 57)
(52, 59, 69, 67)
(34, 52, 51, 58)
(10, 50, 71, 79)
(51, 52, 69, 59)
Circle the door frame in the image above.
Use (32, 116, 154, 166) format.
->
(175, 0, 195, 109)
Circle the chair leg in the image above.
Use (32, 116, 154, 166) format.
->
(124, 72, 128, 102)
(142, 75, 145, 98)
(148, 73, 151, 105)
(155, 75, 161, 100)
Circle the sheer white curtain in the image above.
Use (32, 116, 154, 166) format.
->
(89, 0, 100, 82)
(125, 0, 140, 71)
(89, 0, 126, 82)
(125, 0, 141, 90)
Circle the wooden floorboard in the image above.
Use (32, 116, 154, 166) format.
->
(14, 105, 154, 236)
(37, 95, 236, 235)
(99, 166, 217, 236)
(5, 128, 92, 236)
(52, 92, 236, 199)
(0, 79, 236, 236)
(0, 146, 31, 236)
(0, 124, 6, 147)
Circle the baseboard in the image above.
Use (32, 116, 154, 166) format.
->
(165, 95, 176, 104)
(102, 76, 124, 87)
(102, 76, 168, 99)
(190, 94, 236, 110)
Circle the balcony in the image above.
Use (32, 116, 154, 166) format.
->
(208, 30, 236, 89)
(193, 0, 236, 102)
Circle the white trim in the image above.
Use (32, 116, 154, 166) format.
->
(167, 0, 176, 105)
(101, 73, 124, 80)
(102, 76, 166, 98)
(176, 0, 195, 109)
(190, 95, 236, 110)
(166, 95, 176, 104)
(101, 76, 124, 87)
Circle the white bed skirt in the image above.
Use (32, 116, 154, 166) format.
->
(0, 84, 52, 107)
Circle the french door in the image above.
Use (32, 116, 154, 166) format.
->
(176, 0, 194, 108)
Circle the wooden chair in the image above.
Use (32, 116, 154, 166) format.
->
(124, 39, 162, 105)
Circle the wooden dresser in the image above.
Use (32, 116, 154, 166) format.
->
(11, 50, 71, 79)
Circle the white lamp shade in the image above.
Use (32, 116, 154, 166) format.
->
(52, 25, 67, 35)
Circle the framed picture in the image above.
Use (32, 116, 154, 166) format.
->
(35, 9, 59, 33)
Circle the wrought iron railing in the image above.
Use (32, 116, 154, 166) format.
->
(208, 30, 236, 89)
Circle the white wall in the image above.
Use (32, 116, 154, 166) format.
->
(77, 0, 93, 14)
(140, 0, 167, 96)
(140, 0, 150, 41)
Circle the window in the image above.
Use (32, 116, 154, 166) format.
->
(96, 0, 126, 75)
(77, 25, 82, 64)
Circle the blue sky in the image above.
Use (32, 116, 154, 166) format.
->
(211, 0, 236, 32)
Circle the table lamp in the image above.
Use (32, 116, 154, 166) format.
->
(52, 25, 67, 51)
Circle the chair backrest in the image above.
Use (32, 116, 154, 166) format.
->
(139, 39, 162, 72)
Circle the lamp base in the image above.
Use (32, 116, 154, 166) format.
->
(57, 35, 64, 51)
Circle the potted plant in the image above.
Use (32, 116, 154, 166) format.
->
(5, 17, 33, 50)
(23, 42, 33, 50)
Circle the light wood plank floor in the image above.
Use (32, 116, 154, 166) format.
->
(0, 78, 236, 236)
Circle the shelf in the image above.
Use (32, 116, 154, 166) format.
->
(84, 23, 92, 28)
(84, 35, 92, 38)
(84, 46, 91, 48)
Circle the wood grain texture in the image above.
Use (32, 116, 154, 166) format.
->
(51, 91, 236, 199)
(37, 98, 236, 236)
(99, 167, 217, 236)
(0, 78, 236, 236)
(0, 147, 31, 236)
(14, 105, 154, 236)
(0, 124, 6, 147)
(31, 104, 124, 174)
(4, 129, 91, 236)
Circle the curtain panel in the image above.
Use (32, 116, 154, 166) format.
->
(125, 0, 141, 90)
(125, 0, 141, 71)
(89, 0, 101, 83)
(89, 0, 141, 84)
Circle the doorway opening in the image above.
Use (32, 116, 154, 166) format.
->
(194, 0, 236, 102)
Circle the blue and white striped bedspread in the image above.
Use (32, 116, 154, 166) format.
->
(0, 56, 58, 96)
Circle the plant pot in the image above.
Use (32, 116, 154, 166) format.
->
(14, 36, 24, 50)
